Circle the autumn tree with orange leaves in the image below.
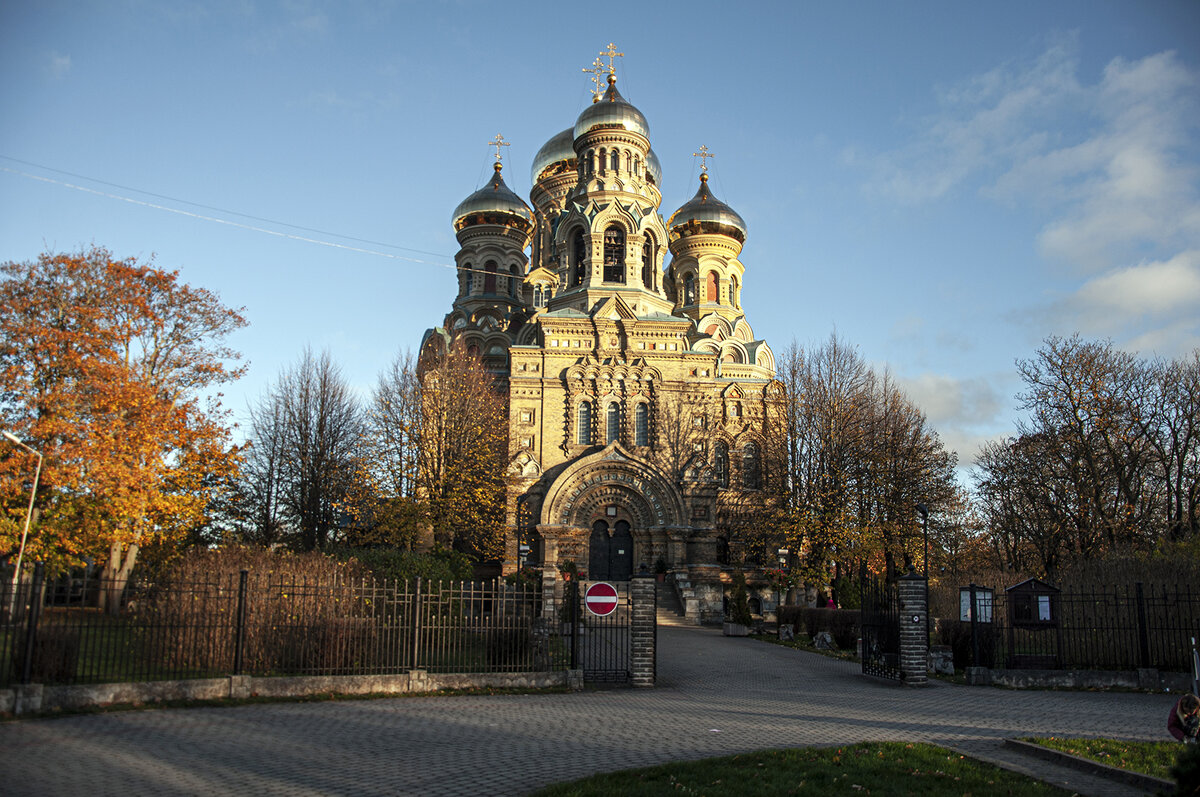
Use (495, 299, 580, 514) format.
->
(0, 247, 246, 610)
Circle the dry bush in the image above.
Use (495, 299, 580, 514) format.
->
(137, 547, 377, 675)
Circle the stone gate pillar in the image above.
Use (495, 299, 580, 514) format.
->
(898, 568, 929, 686)
(630, 571, 657, 687)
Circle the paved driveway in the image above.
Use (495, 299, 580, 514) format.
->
(0, 625, 1177, 796)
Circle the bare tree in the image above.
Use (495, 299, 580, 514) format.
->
(239, 348, 363, 550)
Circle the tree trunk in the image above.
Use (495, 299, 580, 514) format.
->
(99, 541, 139, 616)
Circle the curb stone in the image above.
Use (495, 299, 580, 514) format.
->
(1003, 738, 1174, 795)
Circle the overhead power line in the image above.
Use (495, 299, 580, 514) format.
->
(1, 156, 456, 269)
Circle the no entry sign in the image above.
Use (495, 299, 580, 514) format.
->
(584, 582, 620, 617)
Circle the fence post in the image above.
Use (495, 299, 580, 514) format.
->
(898, 568, 928, 686)
(569, 578, 579, 670)
(630, 571, 657, 687)
(412, 577, 423, 670)
(1135, 582, 1150, 668)
(19, 562, 45, 685)
(233, 569, 249, 675)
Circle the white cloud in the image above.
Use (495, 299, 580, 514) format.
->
(869, 43, 1200, 274)
(897, 372, 1005, 429)
(48, 51, 71, 78)
(1021, 251, 1200, 355)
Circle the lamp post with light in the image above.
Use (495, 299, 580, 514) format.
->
(4, 431, 43, 615)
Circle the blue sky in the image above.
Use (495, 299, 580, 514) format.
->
(3, 1, 1198, 475)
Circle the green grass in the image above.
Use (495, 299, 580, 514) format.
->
(1024, 736, 1183, 780)
(527, 742, 1073, 796)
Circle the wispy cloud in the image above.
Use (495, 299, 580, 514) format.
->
(896, 371, 1011, 464)
(48, 51, 71, 79)
(870, 39, 1200, 353)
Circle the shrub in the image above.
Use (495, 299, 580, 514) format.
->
(829, 609, 861, 649)
(776, 605, 804, 632)
(328, 546, 473, 584)
(728, 571, 753, 626)
(801, 607, 830, 637)
(9, 624, 79, 684)
(1171, 740, 1200, 796)
(486, 622, 534, 668)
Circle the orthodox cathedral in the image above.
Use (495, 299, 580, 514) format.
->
(423, 48, 779, 621)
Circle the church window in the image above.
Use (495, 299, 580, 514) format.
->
(641, 239, 653, 288)
(510, 265, 520, 297)
(587, 150, 595, 174)
(532, 285, 543, 307)
(634, 403, 648, 446)
(633, 155, 640, 176)
(714, 441, 729, 487)
(730, 274, 740, 308)
(603, 225, 625, 283)
(706, 271, 718, 302)
(572, 230, 586, 286)
(742, 441, 761, 490)
(484, 261, 497, 294)
(577, 402, 592, 445)
(598, 148, 607, 173)
(610, 150, 619, 171)
(684, 273, 696, 305)
(606, 402, 620, 444)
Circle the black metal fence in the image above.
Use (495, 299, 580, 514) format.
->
(937, 582, 1200, 672)
(2, 565, 564, 687)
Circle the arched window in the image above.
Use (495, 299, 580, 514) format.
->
(533, 285, 544, 307)
(634, 404, 649, 447)
(509, 265, 520, 297)
(714, 441, 729, 487)
(742, 441, 761, 490)
(586, 150, 595, 174)
(598, 148, 607, 173)
(461, 263, 473, 296)
(706, 271, 718, 302)
(606, 402, 620, 445)
(572, 230, 586, 286)
(610, 150, 619, 171)
(603, 225, 625, 283)
(641, 240, 653, 288)
(684, 273, 696, 305)
(577, 402, 592, 445)
(730, 274, 740, 308)
(484, 261, 497, 294)
(633, 155, 640, 176)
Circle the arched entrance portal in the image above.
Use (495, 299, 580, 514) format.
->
(589, 519, 634, 581)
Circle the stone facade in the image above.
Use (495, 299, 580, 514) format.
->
(425, 62, 779, 620)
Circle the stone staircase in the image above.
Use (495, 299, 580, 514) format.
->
(656, 578, 695, 626)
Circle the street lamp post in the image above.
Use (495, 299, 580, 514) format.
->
(4, 431, 43, 614)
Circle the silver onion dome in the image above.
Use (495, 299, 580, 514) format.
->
(667, 173, 747, 244)
(645, 148, 662, 185)
(531, 128, 576, 185)
(573, 74, 650, 141)
(452, 163, 534, 232)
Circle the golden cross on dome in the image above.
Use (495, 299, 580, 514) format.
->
(599, 42, 624, 75)
(692, 145, 715, 173)
(582, 57, 607, 101)
(487, 133, 510, 164)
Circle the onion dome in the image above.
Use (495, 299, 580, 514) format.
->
(531, 128, 576, 185)
(573, 74, 650, 141)
(667, 173, 747, 244)
(452, 162, 534, 232)
(645, 148, 662, 185)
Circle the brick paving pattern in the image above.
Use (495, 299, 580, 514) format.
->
(0, 625, 1178, 796)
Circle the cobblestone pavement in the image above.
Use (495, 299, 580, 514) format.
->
(0, 626, 1178, 796)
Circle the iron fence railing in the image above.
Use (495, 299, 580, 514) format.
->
(935, 582, 1200, 672)
(1, 565, 565, 687)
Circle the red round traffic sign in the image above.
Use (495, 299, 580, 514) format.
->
(584, 581, 620, 617)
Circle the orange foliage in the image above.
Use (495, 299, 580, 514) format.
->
(0, 247, 246, 575)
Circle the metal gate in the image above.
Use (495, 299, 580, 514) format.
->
(860, 575, 901, 680)
(565, 579, 631, 684)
